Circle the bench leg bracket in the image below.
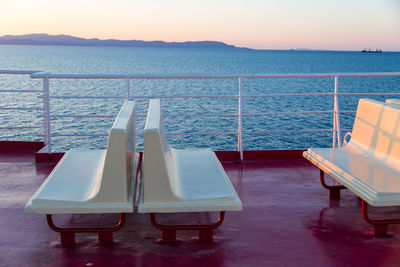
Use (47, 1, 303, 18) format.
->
(320, 170, 346, 199)
(150, 211, 225, 242)
(362, 201, 400, 237)
(46, 213, 126, 245)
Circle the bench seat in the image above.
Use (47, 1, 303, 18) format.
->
(25, 101, 138, 214)
(305, 144, 400, 207)
(139, 147, 241, 212)
(173, 148, 237, 201)
(25, 149, 138, 214)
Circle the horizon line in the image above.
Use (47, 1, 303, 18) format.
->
(0, 33, 399, 52)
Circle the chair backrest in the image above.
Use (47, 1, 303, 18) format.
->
(142, 99, 179, 203)
(350, 99, 400, 165)
(92, 101, 136, 203)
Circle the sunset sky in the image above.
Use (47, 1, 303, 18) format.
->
(0, 0, 399, 51)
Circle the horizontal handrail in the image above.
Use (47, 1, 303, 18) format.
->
(45, 133, 109, 137)
(0, 90, 42, 93)
(243, 129, 334, 134)
(0, 107, 42, 110)
(0, 126, 42, 129)
(242, 110, 333, 116)
(241, 92, 400, 97)
(37, 110, 340, 119)
(0, 70, 41, 75)
(36, 91, 400, 99)
(334, 92, 400, 96)
(30, 72, 400, 79)
(46, 129, 344, 137)
(37, 95, 238, 99)
(38, 113, 238, 118)
(42, 131, 238, 137)
(40, 111, 357, 118)
(40, 128, 347, 138)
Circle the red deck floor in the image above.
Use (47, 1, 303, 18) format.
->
(1, 147, 400, 267)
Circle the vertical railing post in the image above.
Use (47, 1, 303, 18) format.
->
(126, 79, 130, 99)
(42, 75, 52, 153)
(238, 77, 243, 161)
(333, 76, 341, 148)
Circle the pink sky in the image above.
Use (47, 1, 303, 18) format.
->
(0, 0, 399, 51)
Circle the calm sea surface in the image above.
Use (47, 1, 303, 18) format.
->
(0, 45, 399, 152)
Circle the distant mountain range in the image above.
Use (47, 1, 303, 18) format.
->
(0, 34, 243, 49)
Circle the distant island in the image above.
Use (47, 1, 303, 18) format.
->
(0, 34, 244, 49)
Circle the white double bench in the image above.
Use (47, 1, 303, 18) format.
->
(304, 98, 400, 236)
(139, 99, 242, 241)
(25, 101, 139, 244)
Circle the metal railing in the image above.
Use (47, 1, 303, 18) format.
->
(0, 70, 43, 133)
(1, 70, 400, 159)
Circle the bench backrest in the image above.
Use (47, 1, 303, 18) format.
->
(92, 101, 136, 203)
(142, 99, 179, 202)
(350, 99, 400, 165)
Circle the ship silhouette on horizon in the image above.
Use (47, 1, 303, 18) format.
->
(362, 48, 382, 53)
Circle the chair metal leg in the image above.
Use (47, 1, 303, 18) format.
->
(150, 211, 225, 242)
(46, 213, 126, 245)
(320, 170, 346, 199)
(362, 201, 400, 237)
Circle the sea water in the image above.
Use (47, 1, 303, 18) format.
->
(0, 45, 399, 152)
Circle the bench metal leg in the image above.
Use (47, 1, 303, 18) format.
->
(199, 229, 214, 241)
(98, 231, 114, 244)
(320, 170, 346, 199)
(46, 213, 126, 245)
(150, 211, 225, 242)
(60, 232, 75, 245)
(362, 201, 400, 237)
(162, 229, 177, 242)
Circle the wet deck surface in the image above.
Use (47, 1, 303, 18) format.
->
(1, 149, 400, 267)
